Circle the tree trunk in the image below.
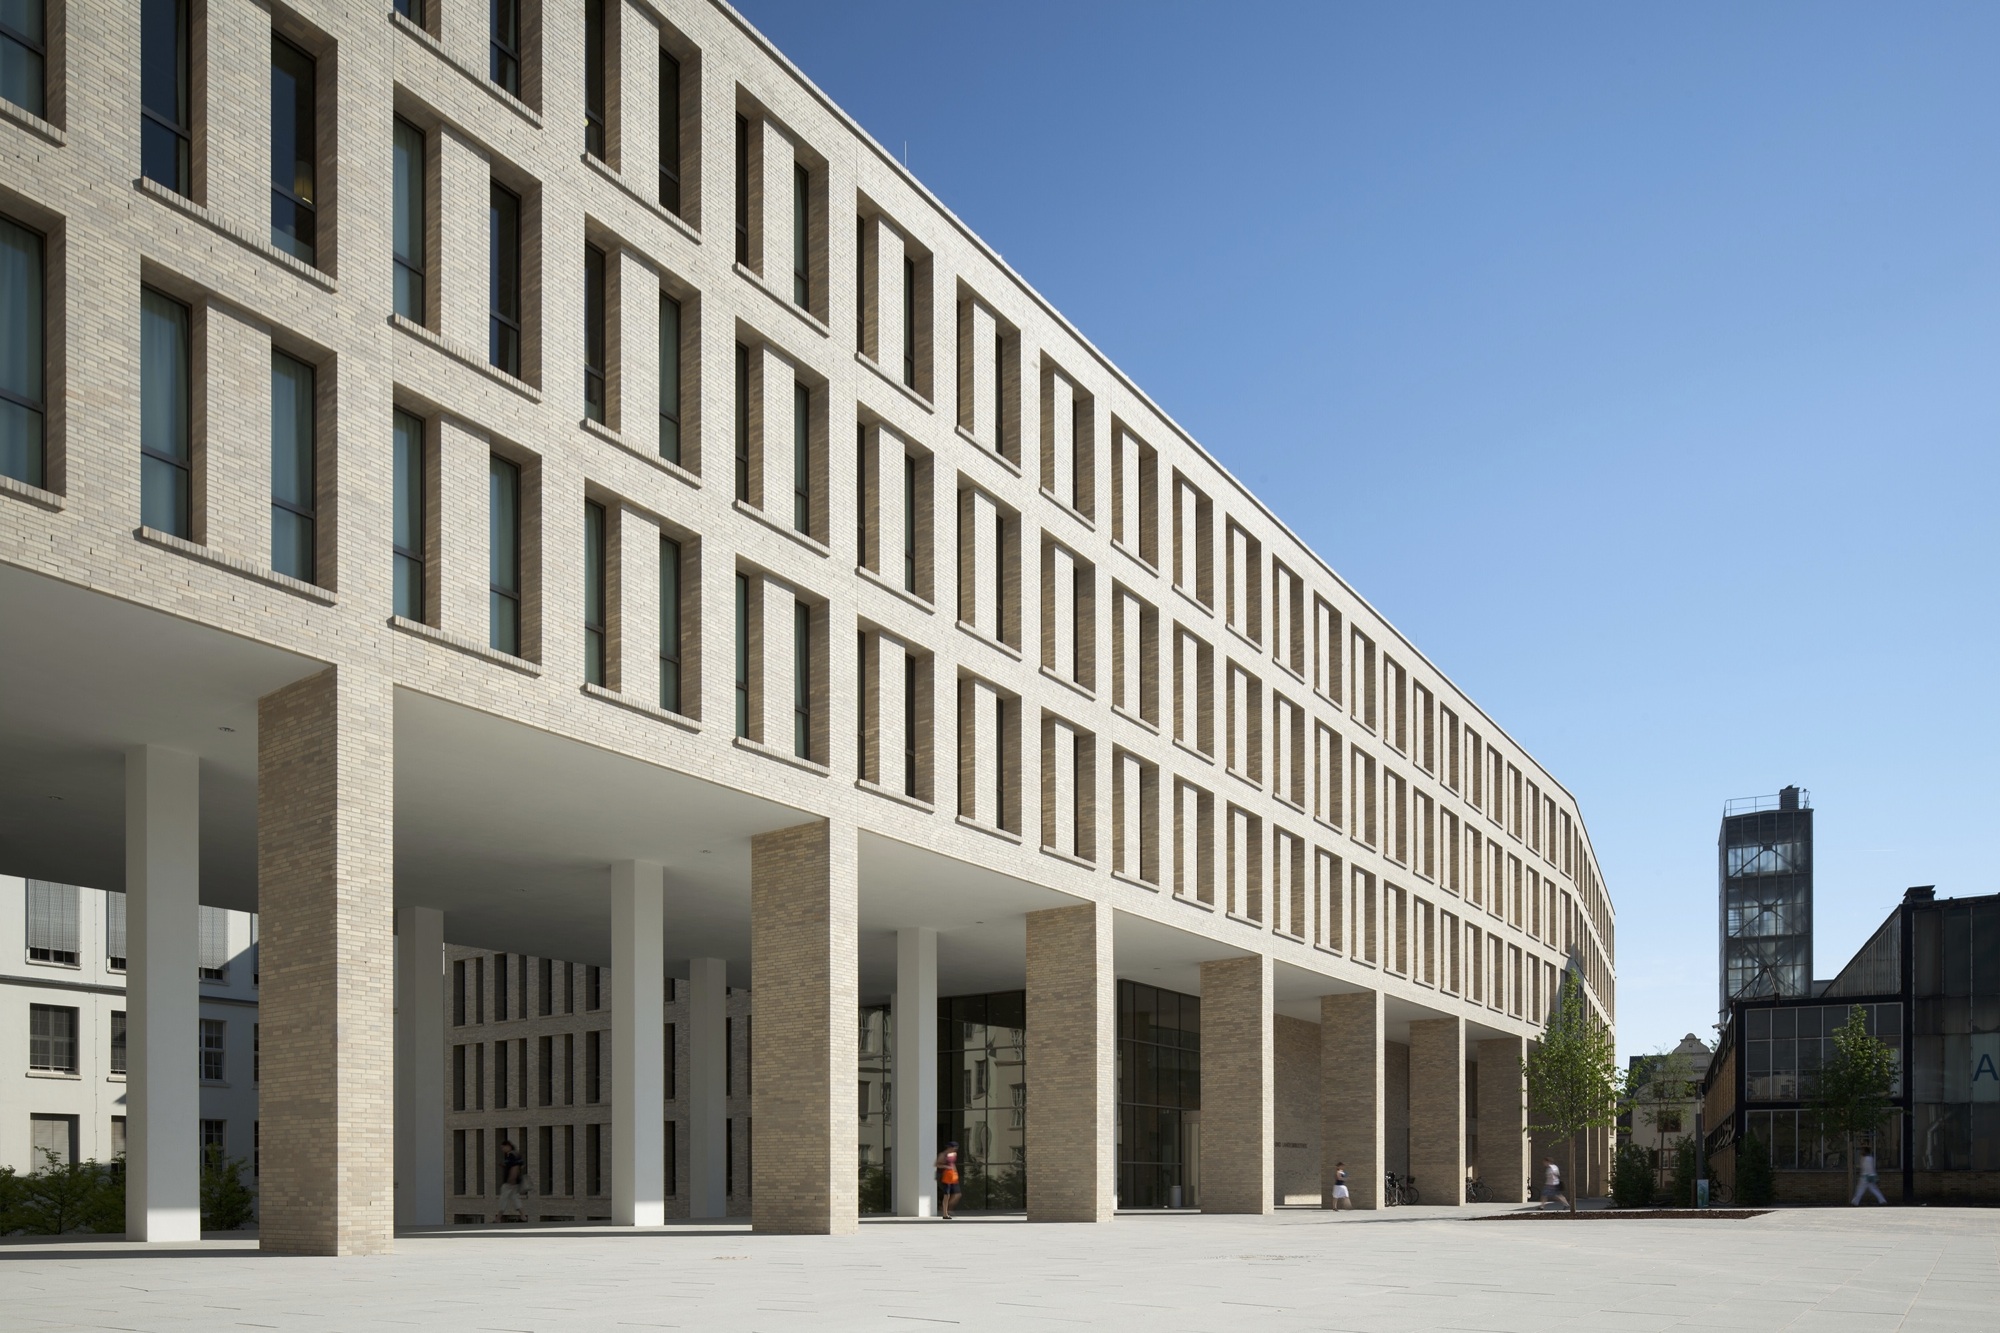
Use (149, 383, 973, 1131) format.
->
(1567, 1139, 1579, 1213)
(1845, 1132, 1855, 1202)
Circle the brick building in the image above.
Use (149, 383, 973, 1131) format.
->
(0, 0, 1615, 1252)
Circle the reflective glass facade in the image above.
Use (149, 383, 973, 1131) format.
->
(1117, 980, 1201, 1208)
(939, 991, 1027, 1211)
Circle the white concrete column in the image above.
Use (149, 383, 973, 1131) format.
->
(891, 927, 937, 1218)
(687, 956, 728, 1219)
(612, 861, 666, 1225)
(393, 906, 445, 1229)
(125, 746, 201, 1242)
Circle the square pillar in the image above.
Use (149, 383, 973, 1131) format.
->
(1025, 901, 1114, 1222)
(612, 861, 666, 1225)
(1199, 953, 1273, 1214)
(1408, 1015, 1465, 1207)
(1476, 1036, 1529, 1203)
(1321, 989, 1383, 1209)
(891, 927, 938, 1218)
(124, 745, 201, 1242)
(687, 956, 727, 1219)
(749, 818, 858, 1234)
(393, 905, 445, 1228)
(257, 666, 395, 1255)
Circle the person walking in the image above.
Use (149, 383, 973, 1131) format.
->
(935, 1141, 962, 1220)
(497, 1139, 528, 1222)
(1851, 1147, 1887, 1206)
(1540, 1157, 1569, 1210)
(1332, 1162, 1351, 1212)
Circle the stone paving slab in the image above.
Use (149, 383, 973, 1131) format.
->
(1, 1206, 1992, 1332)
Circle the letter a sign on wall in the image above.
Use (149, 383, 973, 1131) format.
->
(1974, 1035, 2000, 1104)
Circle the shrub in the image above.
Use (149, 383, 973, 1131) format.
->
(1611, 1144, 1654, 1208)
(1736, 1135, 1776, 1207)
(7, 1152, 123, 1235)
(201, 1149, 258, 1232)
(1669, 1137, 1699, 1208)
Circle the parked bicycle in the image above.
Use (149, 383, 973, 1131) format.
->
(1383, 1172, 1420, 1206)
(1465, 1176, 1489, 1203)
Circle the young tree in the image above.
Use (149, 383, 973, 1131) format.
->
(1633, 1046, 1702, 1194)
(1809, 1006, 1897, 1200)
(1525, 973, 1623, 1213)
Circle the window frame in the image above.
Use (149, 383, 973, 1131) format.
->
(489, 182, 523, 377)
(199, 1017, 226, 1082)
(583, 243, 607, 424)
(0, 214, 46, 488)
(583, 499, 606, 685)
(140, 0, 192, 195)
(0, 0, 45, 119)
(269, 349, 317, 584)
(392, 408, 426, 621)
(28, 1004, 78, 1073)
(658, 291, 681, 463)
(490, 0, 522, 97)
(659, 534, 682, 713)
(658, 48, 682, 214)
(489, 453, 523, 655)
(139, 286, 193, 538)
(583, 0, 606, 160)
(269, 35, 320, 266)
(391, 117, 427, 324)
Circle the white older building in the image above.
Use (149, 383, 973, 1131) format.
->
(0, 0, 1614, 1252)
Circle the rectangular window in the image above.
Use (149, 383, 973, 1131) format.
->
(659, 535, 683, 713)
(25, 880, 78, 965)
(140, 287, 192, 537)
(392, 118, 426, 323)
(494, 1039, 509, 1108)
(392, 408, 426, 621)
(490, 0, 521, 96)
(111, 1010, 129, 1076)
(793, 599, 811, 759)
(734, 571, 750, 737)
(0, 0, 45, 115)
(270, 38, 318, 265)
(198, 904, 228, 979)
(141, 0, 191, 194)
(489, 183, 522, 376)
(270, 351, 316, 583)
(902, 255, 916, 389)
(792, 163, 810, 307)
(586, 1029, 601, 1103)
(733, 342, 750, 502)
(903, 650, 919, 796)
(584, 500, 606, 685)
(659, 49, 682, 213)
(583, 244, 607, 423)
(659, 293, 681, 463)
(30, 1113, 77, 1166)
(583, 0, 606, 158)
(28, 1004, 76, 1072)
(734, 114, 750, 267)
(199, 1017, 225, 1081)
(792, 380, 810, 534)
(106, 891, 127, 970)
(0, 215, 45, 487)
(903, 454, 918, 592)
(489, 454, 522, 655)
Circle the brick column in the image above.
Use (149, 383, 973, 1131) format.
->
(1408, 1015, 1465, 1207)
(1476, 1036, 1529, 1202)
(1199, 953, 1272, 1214)
(1025, 901, 1115, 1222)
(393, 905, 445, 1228)
(1321, 989, 1383, 1209)
(258, 666, 394, 1255)
(749, 819, 857, 1234)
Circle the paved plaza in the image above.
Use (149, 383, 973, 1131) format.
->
(3, 1206, 1993, 1332)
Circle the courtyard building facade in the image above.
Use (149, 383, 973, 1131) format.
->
(0, 0, 1615, 1252)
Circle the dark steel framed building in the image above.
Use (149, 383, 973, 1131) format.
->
(1718, 788, 1815, 1020)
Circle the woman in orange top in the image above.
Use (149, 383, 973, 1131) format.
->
(934, 1141, 962, 1220)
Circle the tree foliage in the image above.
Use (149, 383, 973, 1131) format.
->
(201, 1149, 258, 1232)
(1735, 1134, 1776, 1207)
(1809, 1006, 1897, 1196)
(1525, 974, 1622, 1212)
(1611, 1143, 1654, 1208)
(2, 1152, 126, 1235)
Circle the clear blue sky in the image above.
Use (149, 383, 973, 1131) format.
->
(733, 1, 2000, 1061)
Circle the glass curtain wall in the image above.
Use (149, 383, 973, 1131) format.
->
(938, 991, 1027, 1211)
(857, 1004, 891, 1214)
(1912, 897, 2000, 1172)
(1117, 980, 1201, 1208)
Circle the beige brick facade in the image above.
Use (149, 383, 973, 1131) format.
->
(0, 0, 1615, 1249)
(1198, 954, 1272, 1214)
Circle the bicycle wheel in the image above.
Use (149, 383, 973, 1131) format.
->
(1709, 1179, 1732, 1206)
(1406, 1185, 1420, 1206)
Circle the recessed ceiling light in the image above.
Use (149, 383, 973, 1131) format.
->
(701, 849, 712, 854)
(218, 725, 236, 732)
(46, 794, 63, 801)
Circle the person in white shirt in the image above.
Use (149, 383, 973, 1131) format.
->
(1851, 1148, 1887, 1206)
(1541, 1157, 1569, 1209)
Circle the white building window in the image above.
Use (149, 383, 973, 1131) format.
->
(29, 1004, 78, 1072)
(200, 1018, 226, 1082)
(25, 880, 79, 965)
(199, 905, 229, 980)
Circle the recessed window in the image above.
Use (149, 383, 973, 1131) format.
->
(658, 49, 682, 214)
(791, 379, 810, 534)
(199, 1019, 226, 1081)
(141, 0, 191, 195)
(583, 500, 606, 685)
(659, 292, 682, 463)
(489, 183, 522, 376)
(270, 38, 319, 265)
(584, 244, 606, 423)
(270, 351, 317, 583)
(733, 572, 749, 737)
(659, 535, 682, 713)
(733, 114, 749, 267)
(0, 215, 45, 487)
(733, 341, 749, 503)
(28, 1004, 77, 1072)
(792, 163, 809, 307)
(793, 599, 811, 759)
(583, 0, 606, 160)
(392, 408, 426, 621)
(489, 454, 521, 655)
(392, 118, 427, 323)
(111, 1010, 128, 1076)
(139, 287, 192, 537)
(106, 891, 127, 971)
(25, 880, 78, 965)
(490, 0, 521, 97)
(0, 0, 45, 117)
(198, 904, 229, 980)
